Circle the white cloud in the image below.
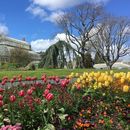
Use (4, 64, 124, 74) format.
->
(45, 10, 65, 23)
(31, 0, 85, 10)
(26, 5, 47, 21)
(55, 33, 67, 41)
(32, 0, 109, 10)
(27, 0, 110, 23)
(31, 33, 67, 52)
(31, 39, 56, 52)
(0, 23, 9, 35)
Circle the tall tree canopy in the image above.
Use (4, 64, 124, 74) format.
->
(58, 3, 103, 68)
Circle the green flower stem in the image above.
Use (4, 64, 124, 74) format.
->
(47, 102, 51, 123)
(9, 103, 15, 124)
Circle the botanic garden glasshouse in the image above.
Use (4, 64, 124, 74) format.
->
(0, 35, 40, 63)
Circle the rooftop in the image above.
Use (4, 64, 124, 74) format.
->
(0, 35, 29, 46)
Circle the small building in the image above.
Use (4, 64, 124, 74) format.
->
(0, 35, 41, 63)
(94, 62, 130, 69)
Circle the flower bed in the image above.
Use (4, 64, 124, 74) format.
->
(0, 71, 129, 130)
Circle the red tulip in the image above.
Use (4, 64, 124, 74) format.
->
(35, 98, 42, 105)
(35, 82, 41, 87)
(18, 90, 25, 97)
(1, 81, 6, 86)
(52, 76, 56, 80)
(41, 75, 47, 83)
(10, 79, 14, 84)
(27, 89, 33, 95)
(41, 75, 46, 80)
(46, 84, 52, 90)
(2, 76, 8, 81)
(0, 94, 3, 100)
(18, 78, 22, 82)
(43, 78, 47, 83)
(55, 77, 60, 83)
(65, 78, 70, 84)
(46, 93, 54, 101)
(48, 76, 52, 80)
(19, 101, 24, 108)
(13, 76, 17, 80)
(0, 88, 4, 93)
(31, 77, 37, 81)
(61, 80, 67, 88)
(26, 77, 31, 81)
(30, 86, 36, 91)
(0, 100, 3, 107)
(21, 83, 26, 88)
(9, 95, 16, 102)
(43, 89, 49, 97)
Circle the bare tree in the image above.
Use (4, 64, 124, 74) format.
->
(58, 3, 104, 68)
(91, 16, 130, 69)
(10, 47, 32, 67)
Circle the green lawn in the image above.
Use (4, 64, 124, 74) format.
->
(0, 68, 129, 80)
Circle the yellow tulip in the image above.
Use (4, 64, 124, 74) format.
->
(75, 73, 79, 77)
(80, 76, 84, 80)
(123, 85, 129, 92)
(120, 78, 125, 84)
(82, 80, 86, 84)
(104, 81, 109, 86)
(83, 74, 86, 79)
(98, 82, 102, 88)
(77, 79, 81, 83)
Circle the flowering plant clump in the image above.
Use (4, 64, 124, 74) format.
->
(0, 71, 129, 129)
(0, 74, 73, 129)
(73, 93, 129, 130)
(71, 71, 130, 92)
(1, 124, 22, 130)
(70, 71, 129, 129)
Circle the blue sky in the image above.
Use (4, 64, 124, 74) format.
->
(0, 0, 130, 52)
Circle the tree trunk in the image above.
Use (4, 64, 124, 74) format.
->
(107, 64, 113, 70)
(81, 54, 87, 68)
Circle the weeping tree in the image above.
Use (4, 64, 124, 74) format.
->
(39, 40, 77, 68)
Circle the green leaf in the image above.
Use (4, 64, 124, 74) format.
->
(43, 124, 55, 130)
(58, 108, 65, 113)
(58, 114, 68, 121)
